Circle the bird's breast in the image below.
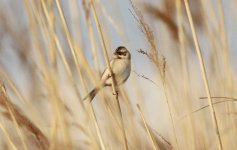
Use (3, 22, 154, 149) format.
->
(111, 59, 131, 85)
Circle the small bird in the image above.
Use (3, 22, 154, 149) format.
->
(83, 46, 131, 102)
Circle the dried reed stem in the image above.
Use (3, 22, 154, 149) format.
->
(53, 1, 105, 149)
(23, 1, 72, 149)
(162, 82, 179, 150)
(217, 0, 231, 69)
(183, 0, 223, 149)
(216, 1, 237, 139)
(89, 0, 128, 149)
(40, 0, 84, 106)
(137, 104, 158, 150)
(89, 1, 116, 93)
(54, 0, 95, 87)
(54, 0, 86, 103)
(81, 1, 112, 87)
(88, 105, 106, 150)
(0, 122, 18, 150)
(176, 0, 189, 82)
(33, 3, 72, 149)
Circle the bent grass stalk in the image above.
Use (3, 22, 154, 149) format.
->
(183, 0, 223, 149)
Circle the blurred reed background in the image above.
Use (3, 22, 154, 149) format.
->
(0, 0, 237, 149)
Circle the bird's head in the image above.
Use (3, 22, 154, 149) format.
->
(113, 46, 131, 59)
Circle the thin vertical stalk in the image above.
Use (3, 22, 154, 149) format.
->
(217, 0, 231, 68)
(176, 0, 196, 148)
(137, 104, 158, 150)
(54, 0, 87, 104)
(55, 0, 99, 93)
(176, 0, 189, 83)
(88, 106, 106, 150)
(55, 1, 106, 149)
(183, 0, 223, 149)
(83, 6, 101, 75)
(23, 1, 55, 136)
(41, 1, 103, 149)
(76, 26, 106, 149)
(40, 0, 84, 107)
(163, 83, 179, 149)
(217, 0, 237, 147)
(89, 0, 128, 149)
(24, 1, 72, 149)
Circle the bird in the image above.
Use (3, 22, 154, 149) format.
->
(83, 46, 131, 102)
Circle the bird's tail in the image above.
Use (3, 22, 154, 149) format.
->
(83, 81, 107, 102)
(83, 87, 100, 102)
(83, 77, 109, 102)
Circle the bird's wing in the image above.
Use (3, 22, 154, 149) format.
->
(83, 60, 114, 102)
(100, 59, 115, 83)
(83, 86, 101, 102)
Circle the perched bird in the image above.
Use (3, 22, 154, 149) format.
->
(83, 46, 131, 102)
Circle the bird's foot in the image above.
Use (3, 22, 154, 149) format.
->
(112, 91, 118, 95)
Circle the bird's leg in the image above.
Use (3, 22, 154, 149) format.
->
(112, 90, 118, 95)
(113, 90, 119, 99)
(110, 72, 119, 98)
(112, 91, 118, 95)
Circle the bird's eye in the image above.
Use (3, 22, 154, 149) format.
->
(117, 51, 126, 56)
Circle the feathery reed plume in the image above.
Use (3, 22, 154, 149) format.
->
(0, 82, 49, 150)
(130, 1, 179, 149)
(133, 71, 160, 88)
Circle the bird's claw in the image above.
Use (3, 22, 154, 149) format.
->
(113, 91, 118, 95)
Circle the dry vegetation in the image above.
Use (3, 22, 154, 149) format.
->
(0, 0, 237, 149)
